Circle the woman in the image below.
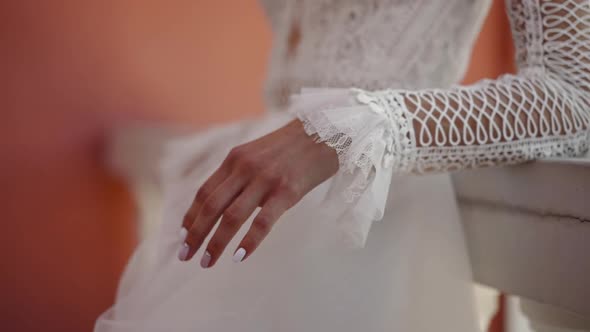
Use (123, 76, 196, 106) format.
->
(96, 0, 590, 331)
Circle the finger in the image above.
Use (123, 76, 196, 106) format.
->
(231, 193, 293, 264)
(200, 180, 267, 268)
(180, 164, 231, 236)
(179, 174, 248, 262)
(180, 145, 253, 235)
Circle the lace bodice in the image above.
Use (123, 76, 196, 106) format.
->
(260, 0, 493, 109)
(259, 0, 590, 247)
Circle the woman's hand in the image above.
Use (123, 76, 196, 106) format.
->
(177, 119, 339, 268)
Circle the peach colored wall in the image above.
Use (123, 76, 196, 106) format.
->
(0, 1, 512, 332)
(464, 0, 516, 84)
(1, 1, 268, 331)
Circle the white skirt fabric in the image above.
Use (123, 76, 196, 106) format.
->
(95, 111, 479, 332)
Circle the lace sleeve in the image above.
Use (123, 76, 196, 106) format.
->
(288, 0, 590, 247)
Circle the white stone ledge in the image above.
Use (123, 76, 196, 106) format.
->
(453, 156, 590, 318)
(453, 155, 590, 221)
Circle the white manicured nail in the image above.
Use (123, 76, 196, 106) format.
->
(179, 227, 188, 240)
(200, 250, 212, 268)
(232, 248, 247, 263)
(178, 243, 189, 261)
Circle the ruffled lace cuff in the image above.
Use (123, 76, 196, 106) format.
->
(288, 87, 416, 248)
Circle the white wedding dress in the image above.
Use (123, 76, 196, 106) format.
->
(95, 0, 590, 331)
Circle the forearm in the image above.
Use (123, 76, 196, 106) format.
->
(352, 72, 590, 173)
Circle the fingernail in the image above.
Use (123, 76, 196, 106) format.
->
(232, 248, 247, 263)
(178, 243, 189, 261)
(200, 250, 212, 268)
(179, 227, 188, 240)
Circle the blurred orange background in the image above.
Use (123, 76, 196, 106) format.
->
(0, 1, 513, 331)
